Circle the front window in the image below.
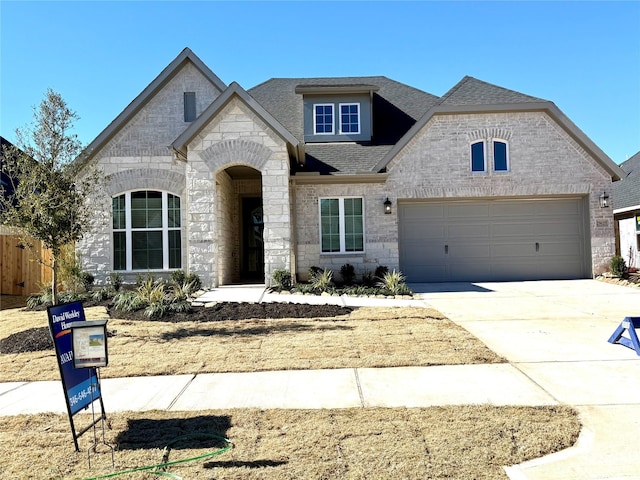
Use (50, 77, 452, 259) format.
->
(320, 197, 364, 253)
(112, 191, 182, 271)
(314, 104, 334, 134)
(339, 103, 360, 134)
(471, 141, 486, 172)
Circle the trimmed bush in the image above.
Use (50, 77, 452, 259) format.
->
(273, 269, 292, 289)
(610, 255, 627, 277)
(340, 264, 355, 286)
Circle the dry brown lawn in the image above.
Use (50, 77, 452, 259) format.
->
(0, 300, 580, 479)
(0, 304, 504, 382)
(1, 406, 579, 480)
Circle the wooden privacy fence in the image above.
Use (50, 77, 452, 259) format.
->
(0, 235, 52, 295)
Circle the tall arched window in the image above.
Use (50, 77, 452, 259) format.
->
(493, 140, 509, 172)
(112, 191, 182, 271)
(470, 140, 486, 173)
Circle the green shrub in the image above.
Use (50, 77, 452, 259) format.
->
(184, 272, 202, 292)
(377, 270, 411, 296)
(273, 269, 292, 289)
(79, 271, 95, 291)
(108, 272, 123, 291)
(362, 271, 376, 287)
(340, 264, 355, 286)
(610, 255, 627, 277)
(171, 270, 186, 285)
(311, 268, 334, 293)
(308, 266, 323, 281)
(374, 265, 389, 280)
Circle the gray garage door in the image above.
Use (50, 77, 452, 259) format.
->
(399, 198, 589, 282)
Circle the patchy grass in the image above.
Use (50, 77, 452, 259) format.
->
(0, 305, 504, 382)
(0, 301, 581, 478)
(0, 406, 580, 480)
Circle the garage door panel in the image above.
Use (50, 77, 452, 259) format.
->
(448, 203, 490, 219)
(399, 198, 588, 282)
(449, 243, 491, 259)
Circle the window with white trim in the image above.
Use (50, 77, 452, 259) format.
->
(320, 197, 364, 253)
(314, 104, 334, 134)
(471, 140, 486, 172)
(112, 191, 182, 271)
(339, 103, 360, 134)
(493, 140, 509, 172)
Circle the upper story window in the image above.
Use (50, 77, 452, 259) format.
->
(112, 190, 182, 271)
(471, 141, 486, 173)
(314, 104, 334, 134)
(470, 139, 510, 173)
(493, 140, 509, 172)
(184, 92, 196, 122)
(319, 197, 364, 253)
(297, 84, 377, 143)
(339, 103, 360, 134)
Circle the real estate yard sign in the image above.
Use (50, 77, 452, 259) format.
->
(47, 301, 103, 450)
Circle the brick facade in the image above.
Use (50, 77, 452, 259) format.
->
(78, 51, 619, 287)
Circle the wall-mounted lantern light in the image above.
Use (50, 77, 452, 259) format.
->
(384, 197, 392, 214)
(599, 192, 610, 208)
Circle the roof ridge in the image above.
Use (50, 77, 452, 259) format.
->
(436, 75, 473, 105)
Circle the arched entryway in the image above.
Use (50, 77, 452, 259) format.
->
(216, 165, 264, 285)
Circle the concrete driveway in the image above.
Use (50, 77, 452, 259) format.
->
(410, 279, 640, 480)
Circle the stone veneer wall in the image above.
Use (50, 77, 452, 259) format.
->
(185, 99, 291, 287)
(77, 62, 221, 284)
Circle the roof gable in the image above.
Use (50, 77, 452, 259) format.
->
(79, 48, 226, 164)
(374, 76, 625, 181)
(171, 82, 299, 160)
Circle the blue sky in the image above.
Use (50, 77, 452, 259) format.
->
(1, 1, 639, 164)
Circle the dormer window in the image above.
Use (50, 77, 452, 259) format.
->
(339, 103, 360, 134)
(314, 104, 334, 134)
(296, 84, 378, 143)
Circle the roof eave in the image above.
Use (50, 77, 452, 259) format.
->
(292, 172, 388, 185)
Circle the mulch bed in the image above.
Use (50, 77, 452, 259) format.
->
(0, 302, 353, 354)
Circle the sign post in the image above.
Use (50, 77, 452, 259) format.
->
(47, 301, 107, 451)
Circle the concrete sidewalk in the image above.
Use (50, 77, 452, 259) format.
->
(2, 279, 640, 479)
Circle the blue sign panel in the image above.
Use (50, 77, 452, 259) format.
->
(47, 302, 101, 415)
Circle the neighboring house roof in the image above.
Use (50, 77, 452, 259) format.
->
(372, 76, 625, 181)
(1, 136, 18, 201)
(613, 150, 640, 211)
(78, 48, 227, 165)
(248, 76, 439, 175)
(171, 82, 300, 161)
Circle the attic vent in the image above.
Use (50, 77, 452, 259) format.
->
(184, 92, 196, 122)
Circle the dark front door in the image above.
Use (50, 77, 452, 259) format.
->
(242, 197, 264, 281)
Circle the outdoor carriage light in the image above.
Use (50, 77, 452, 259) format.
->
(384, 197, 392, 214)
(599, 192, 610, 208)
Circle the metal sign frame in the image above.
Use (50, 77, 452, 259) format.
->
(47, 301, 107, 451)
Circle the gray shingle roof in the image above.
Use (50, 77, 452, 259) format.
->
(248, 77, 439, 174)
(614, 151, 640, 210)
(439, 76, 547, 106)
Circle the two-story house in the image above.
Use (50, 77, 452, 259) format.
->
(77, 48, 624, 287)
